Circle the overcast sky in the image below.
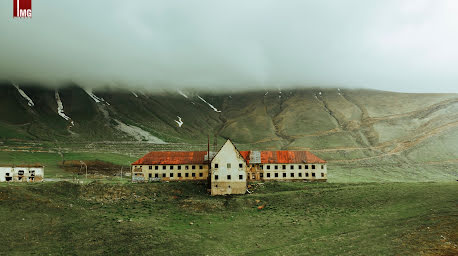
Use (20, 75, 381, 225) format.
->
(1, 0, 457, 92)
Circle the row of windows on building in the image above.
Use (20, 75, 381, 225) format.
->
(145, 171, 325, 179)
(261, 164, 324, 170)
(249, 172, 325, 178)
(4, 170, 36, 175)
(135, 165, 206, 171)
(136, 164, 325, 171)
(213, 163, 325, 170)
(213, 172, 325, 180)
(148, 172, 206, 178)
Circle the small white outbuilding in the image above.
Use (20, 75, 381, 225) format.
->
(0, 165, 44, 182)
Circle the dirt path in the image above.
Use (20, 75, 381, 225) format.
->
(330, 120, 458, 163)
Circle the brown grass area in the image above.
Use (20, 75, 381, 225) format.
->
(401, 215, 458, 256)
(60, 160, 125, 176)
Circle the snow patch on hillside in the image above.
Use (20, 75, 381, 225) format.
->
(131, 91, 138, 98)
(175, 116, 183, 127)
(198, 96, 221, 113)
(85, 88, 111, 105)
(114, 119, 165, 143)
(84, 89, 102, 103)
(13, 84, 34, 107)
(177, 89, 188, 99)
(55, 91, 74, 126)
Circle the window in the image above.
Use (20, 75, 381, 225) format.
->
(18, 170, 24, 175)
(192, 165, 196, 170)
(162, 166, 166, 170)
(192, 173, 196, 177)
(215, 185, 218, 188)
(227, 175, 231, 180)
(170, 166, 174, 170)
(199, 165, 203, 169)
(274, 165, 278, 170)
(215, 164, 219, 169)
(170, 173, 174, 177)
(275, 173, 278, 178)
(312, 165, 316, 169)
(321, 165, 324, 169)
(155, 173, 159, 178)
(305, 165, 309, 169)
(178, 166, 182, 170)
(321, 173, 324, 177)
(149, 173, 152, 178)
(267, 173, 271, 178)
(227, 163, 231, 168)
(155, 166, 158, 170)
(215, 175, 219, 180)
(251, 164, 254, 168)
(185, 165, 189, 170)
(299, 165, 302, 170)
(260, 173, 264, 178)
(290, 173, 294, 177)
(178, 173, 182, 177)
(283, 173, 287, 178)
(228, 185, 231, 188)
(260, 165, 263, 169)
(298, 173, 302, 177)
(252, 174, 255, 179)
(185, 173, 189, 177)
(312, 172, 316, 177)
(306, 173, 309, 177)
(267, 165, 271, 170)
(199, 173, 203, 177)
(149, 166, 152, 170)
(239, 163, 243, 168)
(162, 173, 166, 178)
(282, 165, 286, 170)
(290, 165, 294, 170)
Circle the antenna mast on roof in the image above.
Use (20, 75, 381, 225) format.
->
(213, 134, 218, 153)
(207, 134, 210, 164)
(207, 134, 212, 191)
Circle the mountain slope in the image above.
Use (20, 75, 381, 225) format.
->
(1, 82, 457, 172)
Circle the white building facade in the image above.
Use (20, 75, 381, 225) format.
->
(131, 140, 327, 195)
(0, 165, 44, 182)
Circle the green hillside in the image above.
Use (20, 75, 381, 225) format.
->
(0, 82, 457, 181)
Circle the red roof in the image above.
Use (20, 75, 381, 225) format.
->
(240, 151, 326, 164)
(132, 151, 208, 165)
(133, 150, 326, 165)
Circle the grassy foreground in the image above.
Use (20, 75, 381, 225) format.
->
(0, 182, 456, 255)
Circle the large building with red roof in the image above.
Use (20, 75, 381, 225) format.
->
(131, 140, 327, 195)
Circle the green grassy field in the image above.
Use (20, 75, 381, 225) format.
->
(0, 181, 456, 255)
(0, 151, 136, 178)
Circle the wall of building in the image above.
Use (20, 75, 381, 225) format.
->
(131, 164, 209, 182)
(0, 167, 44, 182)
(253, 163, 327, 181)
(210, 141, 247, 195)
